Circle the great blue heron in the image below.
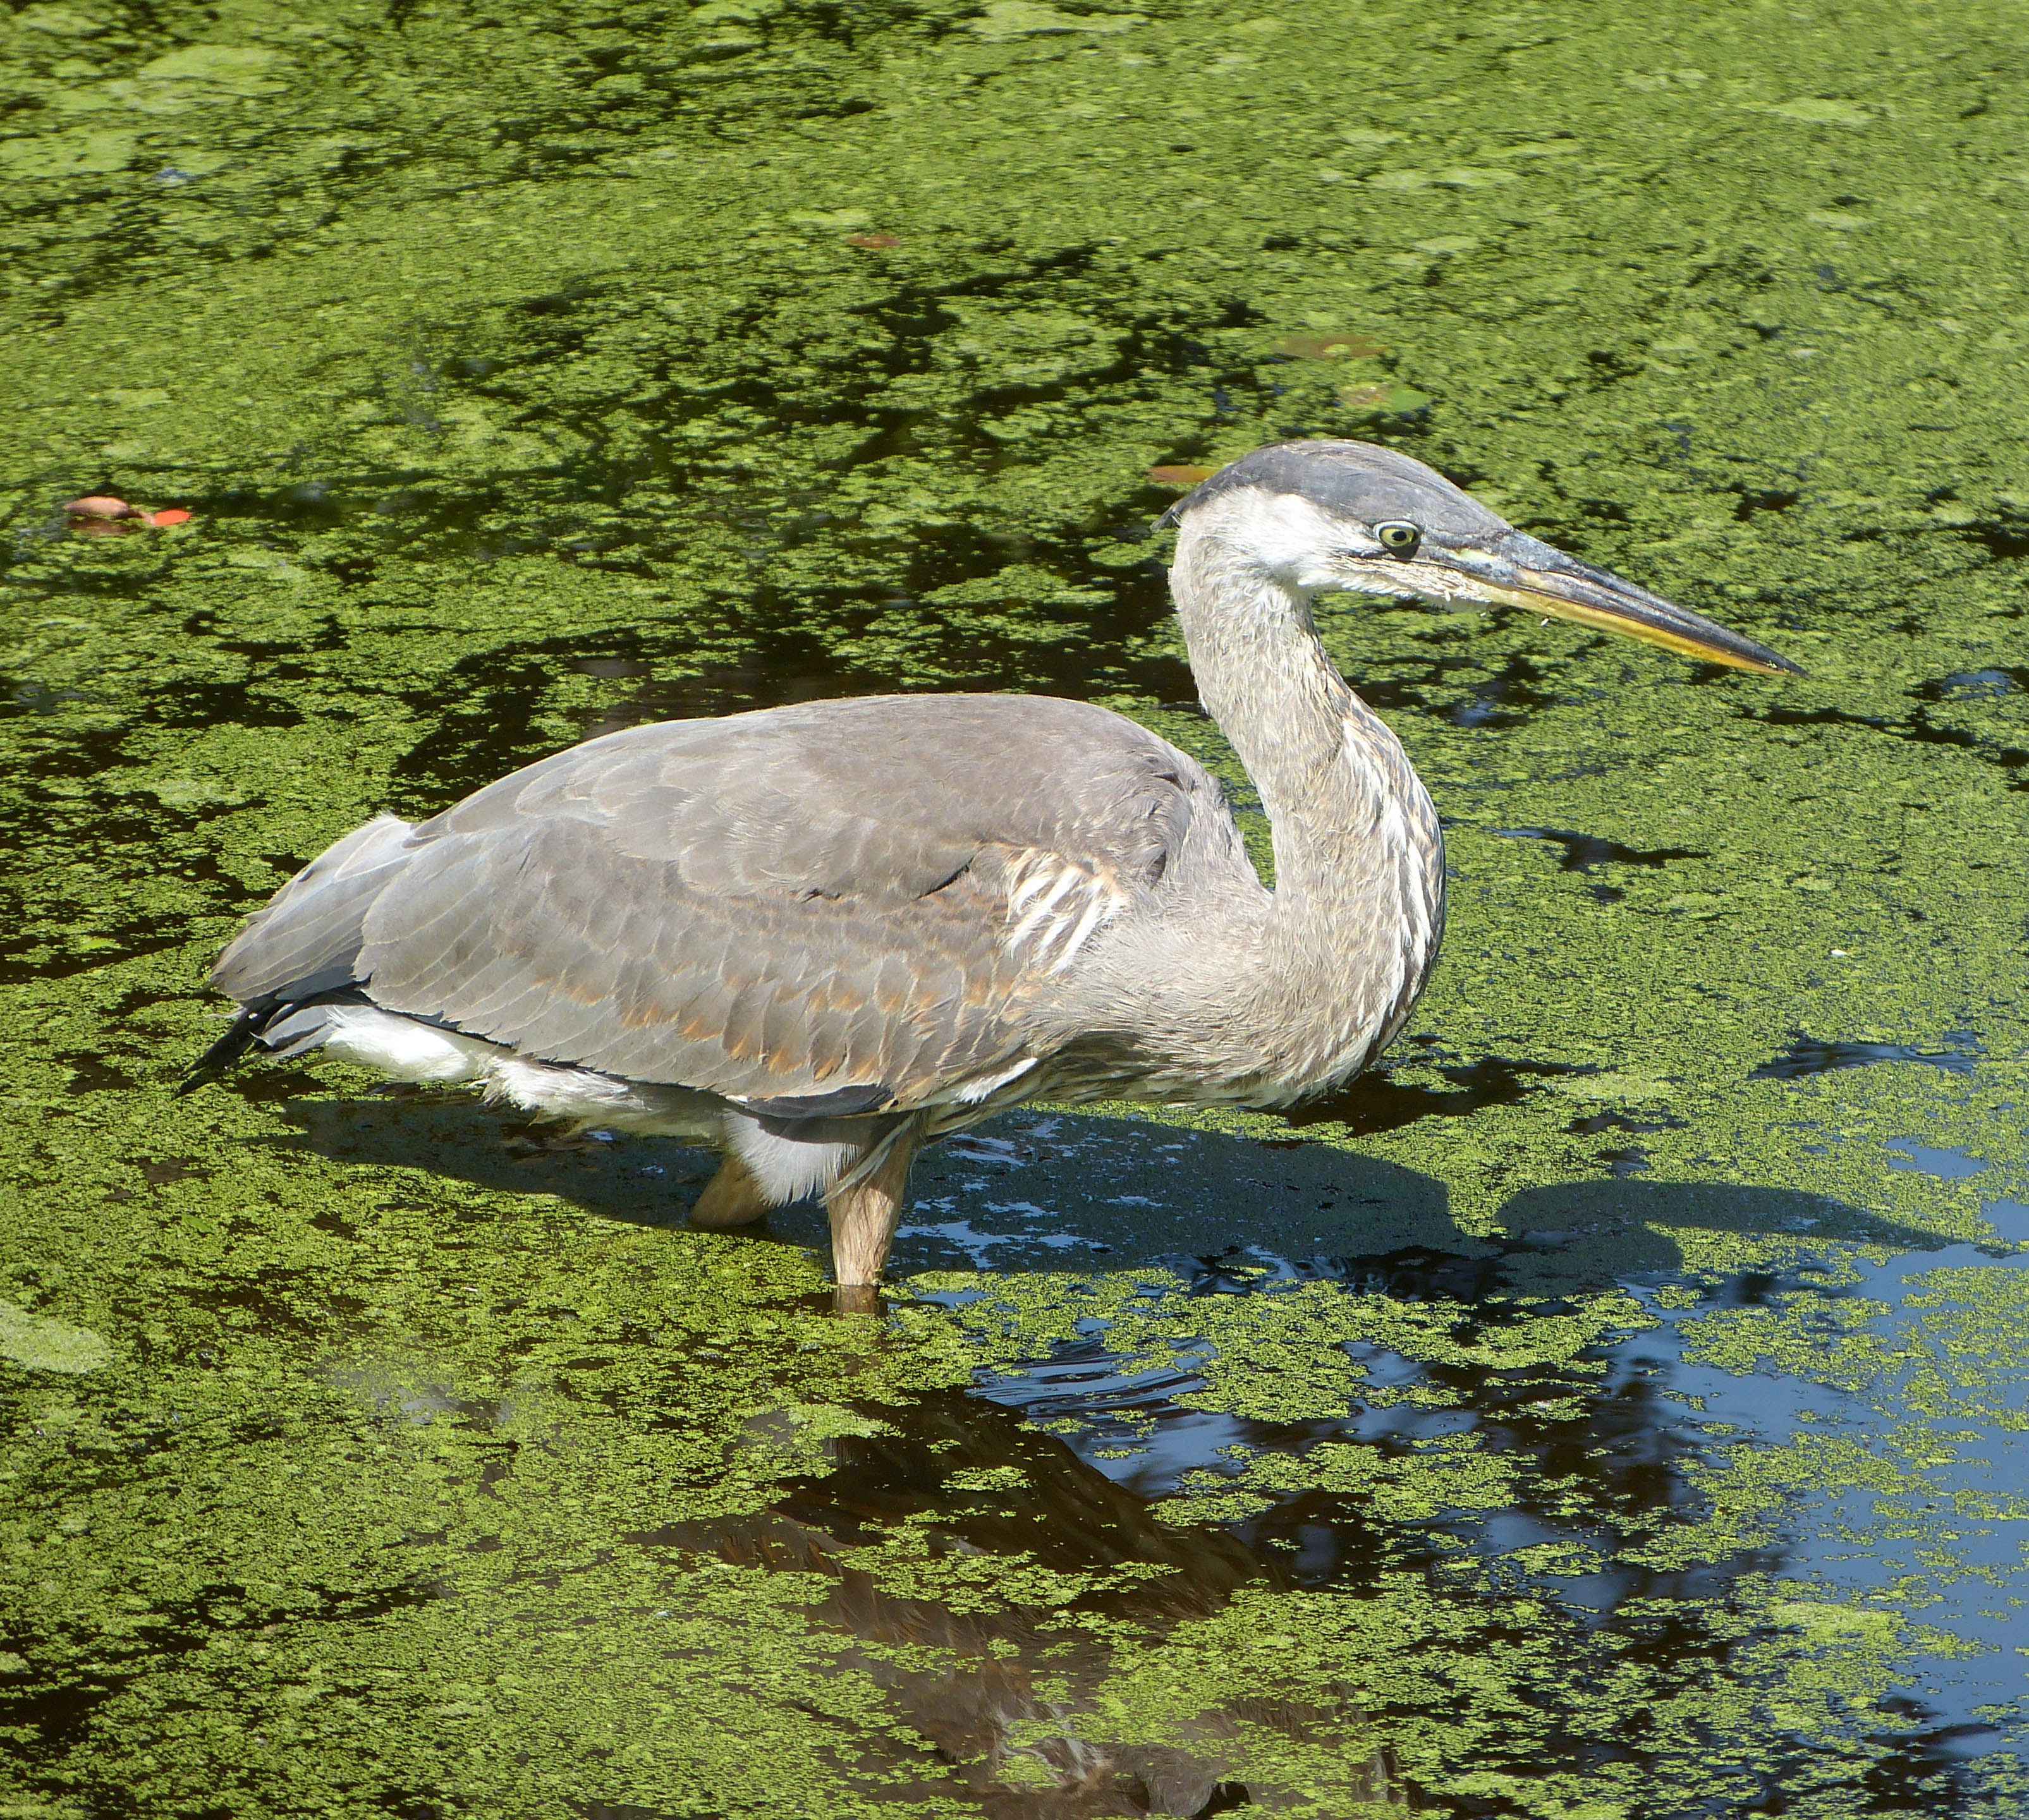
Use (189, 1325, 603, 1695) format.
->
(186, 441, 1796, 1295)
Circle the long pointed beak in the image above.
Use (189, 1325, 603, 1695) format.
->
(1429, 532, 1804, 676)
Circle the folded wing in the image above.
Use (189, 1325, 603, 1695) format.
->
(212, 695, 1231, 1110)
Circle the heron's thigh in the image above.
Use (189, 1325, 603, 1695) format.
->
(688, 1153, 771, 1228)
(826, 1126, 921, 1287)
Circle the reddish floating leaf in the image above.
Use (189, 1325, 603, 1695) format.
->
(149, 509, 193, 526)
(847, 232, 901, 249)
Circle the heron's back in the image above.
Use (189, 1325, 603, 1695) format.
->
(211, 694, 1257, 1113)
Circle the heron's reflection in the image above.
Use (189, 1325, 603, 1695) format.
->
(642, 1384, 1399, 1816)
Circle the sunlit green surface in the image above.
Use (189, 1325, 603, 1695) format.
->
(3, 0, 2028, 1812)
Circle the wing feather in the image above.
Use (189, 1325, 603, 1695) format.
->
(211, 695, 1236, 1108)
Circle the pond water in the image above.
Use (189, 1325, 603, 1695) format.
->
(3, 0, 2028, 1814)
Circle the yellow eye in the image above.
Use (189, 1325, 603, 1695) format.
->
(1375, 521, 1422, 557)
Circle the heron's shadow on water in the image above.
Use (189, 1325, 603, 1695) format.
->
(264, 1091, 1934, 1293)
(257, 1091, 1982, 1814)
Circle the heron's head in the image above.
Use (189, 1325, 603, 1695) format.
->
(1163, 439, 1801, 676)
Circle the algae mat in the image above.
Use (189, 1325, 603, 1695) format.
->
(3, 0, 2029, 1812)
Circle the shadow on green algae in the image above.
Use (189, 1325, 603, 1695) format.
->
(4, 0, 2029, 1811)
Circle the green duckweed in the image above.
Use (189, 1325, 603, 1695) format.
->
(3, 0, 2028, 1811)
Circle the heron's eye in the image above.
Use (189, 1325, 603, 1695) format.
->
(1374, 521, 1422, 558)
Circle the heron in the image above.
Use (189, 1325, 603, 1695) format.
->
(185, 440, 1797, 1297)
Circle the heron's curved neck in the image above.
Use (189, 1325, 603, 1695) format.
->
(1167, 525, 1444, 1085)
(1171, 531, 1437, 904)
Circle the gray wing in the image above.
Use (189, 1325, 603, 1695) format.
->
(211, 695, 1243, 1110)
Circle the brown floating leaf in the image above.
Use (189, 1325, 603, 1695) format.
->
(1148, 464, 1217, 486)
(847, 231, 901, 250)
(1274, 332, 1384, 360)
(64, 495, 141, 519)
(1337, 383, 1392, 408)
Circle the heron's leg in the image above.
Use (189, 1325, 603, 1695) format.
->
(826, 1122, 922, 1293)
(689, 1151, 771, 1228)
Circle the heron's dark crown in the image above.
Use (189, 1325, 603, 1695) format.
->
(1164, 439, 1509, 542)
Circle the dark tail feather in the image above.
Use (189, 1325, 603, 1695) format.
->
(178, 1002, 279, 1096)
(179, 988, 372, 1095)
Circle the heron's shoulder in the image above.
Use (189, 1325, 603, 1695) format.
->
(552, 691, 1190, 758)
(645, 691, 1191, 757)
(417, 693, 1216, 840)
